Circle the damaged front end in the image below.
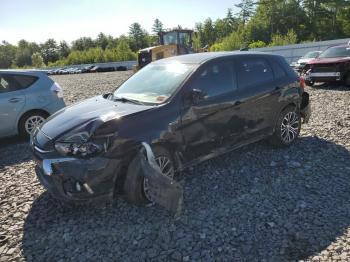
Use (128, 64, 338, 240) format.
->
(32, 116, 184, 214)
(32, 116, 121, 203)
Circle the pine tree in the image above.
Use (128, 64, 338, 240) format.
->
(235, 0, 255, 25)
(152, 19, 164, 34)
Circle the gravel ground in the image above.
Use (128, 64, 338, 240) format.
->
(0, 71, 349, 262)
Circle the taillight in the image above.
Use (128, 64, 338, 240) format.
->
(50, 82, 63, 98)
(299, 76, 305, 89)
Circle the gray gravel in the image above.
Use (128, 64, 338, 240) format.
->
(0, 72, 349, 262)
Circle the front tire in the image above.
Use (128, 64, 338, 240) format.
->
(123, 146, 175, 206)
(269, 106, 301, 147)
(18, 111, 48, 138)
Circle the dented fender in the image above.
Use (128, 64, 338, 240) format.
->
(128, 142, 184, 216)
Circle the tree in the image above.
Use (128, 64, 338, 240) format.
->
(40, 39, 59, 65)
(235, 0, 255, 24)
(0, 41, 17, 69)
(58, 41, 70, 59)
(31, 52, 45, 68)
(202, 18, 217, 46)
(128, 23, 148, 51)
(226, 8, 235, 27)
(192, 33, 202, 51)
(270, 29, 298, 46)
(215, 18, 233, 40)
(15, 40, 32, 67)
(96, 32, 109, 50)
(152, 19, 164, 34)
(71, 37, 95, 51)
(106, 35, 119, 49)
(210, 30, 245, 51)
(338, 2, 350, 36)
(115, 39, 136, 61)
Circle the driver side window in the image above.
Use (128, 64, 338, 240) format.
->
(190, 61, 236, 98)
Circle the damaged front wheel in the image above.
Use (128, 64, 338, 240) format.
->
(143, 152, 175, 202)
(123, 146, 175, 206)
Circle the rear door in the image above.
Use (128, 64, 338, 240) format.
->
(0, 74, 26, 137)
(234, 56, 279, 139)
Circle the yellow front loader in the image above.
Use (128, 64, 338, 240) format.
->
(135, 29, 195, 71)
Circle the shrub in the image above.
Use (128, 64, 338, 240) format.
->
(248, 40, 266, 49)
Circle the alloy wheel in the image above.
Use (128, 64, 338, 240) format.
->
(24, 115, 45, 135)
(281, 112, 299, 144)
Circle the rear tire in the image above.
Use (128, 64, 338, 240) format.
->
(305, 80, 314, 87)
(345, 75, 350, 87)
(18, 111, 48, 138)
(123, 146, 175, 206)
(269, 106, 301, 147)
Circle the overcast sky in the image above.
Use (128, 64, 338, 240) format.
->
(1, 0, 240, 45)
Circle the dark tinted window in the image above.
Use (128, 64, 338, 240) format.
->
(191, 61, 235, 98)
(236, 58, 273, 89)
(0, 74, 38, 93)
(12, 75, 38, 88)
(0, 75, 19, 93)
(270, 60, 287, 80)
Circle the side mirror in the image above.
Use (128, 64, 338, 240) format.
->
(191, 89, 206, 104)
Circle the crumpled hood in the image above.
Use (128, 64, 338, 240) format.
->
(308, 57, 350, 65)
(40, 95, 155, 139)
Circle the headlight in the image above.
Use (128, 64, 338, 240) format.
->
(55, 140, 107, 157)
(54, 122, 113, 158)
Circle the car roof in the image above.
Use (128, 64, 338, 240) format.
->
(0, 69, 48, 77)
(328, 45, 350, 49)
(154, 51, 281, 65)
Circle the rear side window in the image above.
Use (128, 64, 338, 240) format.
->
(191, 61, 235, 98)
(0, 74, 38, 93)
(236, 58, 273, 89)
(270, 59, 287, 80)
(12, 75, 38, 89)
(0, 75, 19, 93)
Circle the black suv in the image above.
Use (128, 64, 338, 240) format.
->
(31, 52, 311, 206)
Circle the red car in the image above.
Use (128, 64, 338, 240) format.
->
(303, 44, 350, 86)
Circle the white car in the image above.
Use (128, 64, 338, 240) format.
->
(294, 51, 322, 72)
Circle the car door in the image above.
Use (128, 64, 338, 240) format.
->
(179, 59, 242, 162)
(0, 74, 26, 137)
(233, 56, 279, 140)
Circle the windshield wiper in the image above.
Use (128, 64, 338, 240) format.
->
(113, 96, 145, 105)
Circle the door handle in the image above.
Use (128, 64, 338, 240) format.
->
(8, 97, 21, 103)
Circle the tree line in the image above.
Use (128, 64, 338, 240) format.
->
(0, 0, 349, 69)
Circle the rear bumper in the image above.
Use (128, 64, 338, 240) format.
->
(44, 98, 66, 115)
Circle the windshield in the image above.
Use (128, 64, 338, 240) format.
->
(303, 51, 321, 59)
(163, 32, 177, 45)
(114, 62, 195, 104)
(319, 46, 350, 58)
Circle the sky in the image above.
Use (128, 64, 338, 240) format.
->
(0, 0, 240, 45)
